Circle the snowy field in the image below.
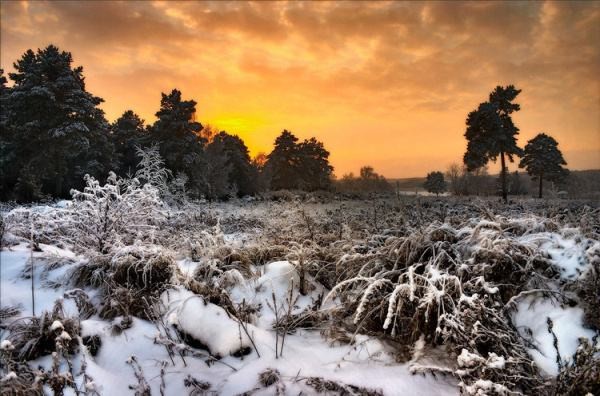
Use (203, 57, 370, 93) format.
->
(1, 188, 599, 395)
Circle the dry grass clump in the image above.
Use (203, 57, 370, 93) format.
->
(552, 337, 599, 395)
(69, 255, 111, 288)
(258, 368, 281, 387)
(6, 301, 79, 361)
(302, 377, 383, 396)
(69, 246, 178, 320)
(0, 366, 43, 396)
(110, 248, 176, 292)
(319, 215, 570, 394)
(570, 254, 600, 330)
(99, 286, 157, 320)
(62, 288, 96, 320)
(0, 306, 21, 325)
(243, 245, 288, 266)
(183, 374, 212, 395)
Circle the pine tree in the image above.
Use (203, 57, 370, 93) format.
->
(297, 137, 333, 191)
(519, 133, 568, 198)
(203, 134, 233, 199)
(209, 131, 257, 196)
(266, 130, 333, 191)
(464, 85, 523, 203)
(0, 69, 12, 197)
(0, 45, 114, 201)
(424, 171, 447, 196)
(266, 130, 301, 190)
(112, 110, 146, 177)
(150, 89, 204, 197)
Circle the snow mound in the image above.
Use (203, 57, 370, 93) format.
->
(512, 297, 596, 376)
(165, 289, 251, 358)
(257, 261, 299, 300)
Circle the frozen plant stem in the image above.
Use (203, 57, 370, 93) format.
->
(30, 216, 35, 316)
(272, 292, 279, 359)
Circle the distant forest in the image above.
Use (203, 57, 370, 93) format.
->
(0, 45, 597, 202)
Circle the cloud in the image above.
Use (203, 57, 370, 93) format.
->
(1, 0, 598, 176)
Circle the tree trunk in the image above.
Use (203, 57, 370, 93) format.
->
(500, 151, 507, 203)
(538, 172, 543, 199)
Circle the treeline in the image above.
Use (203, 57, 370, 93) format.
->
(421, 165, 599, 199)
(336, 166, 392, 193)
(0, 45, 334, 202)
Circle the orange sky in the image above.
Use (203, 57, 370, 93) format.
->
(1, 1, 599, 177)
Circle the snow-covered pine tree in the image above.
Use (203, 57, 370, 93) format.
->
(0, 45, 114, 201)
(112, 110, 146, 178)
(150, 89, 205, 198)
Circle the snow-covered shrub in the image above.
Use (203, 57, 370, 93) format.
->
(258, 368, 281, 387)
(69, 172, 166, 253)
(134, 144, 171, 196)
(2, 206, 66, 248)
(321, 218, 561, 394)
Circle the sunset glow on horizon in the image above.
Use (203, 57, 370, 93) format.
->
(1, 1, 598, 177)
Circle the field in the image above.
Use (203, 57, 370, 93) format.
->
(1, 191, 599, 395)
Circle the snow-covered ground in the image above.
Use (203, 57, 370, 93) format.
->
(0, 240, 457, 395)
(1, 197, 598, 395)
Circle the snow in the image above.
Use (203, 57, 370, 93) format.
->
(457, 349, 484, 368)
(50, 320, 64, 331)
(486, 353, 505, 369)
(2, 372, 17, 381)
(0, 242, 79, 317)
(0, 340, 14, 351)
(164, 288, 251, 357)
(512, 297, 596, 376)
(256, 261, 299, 298)
(58, 331, 72, 341)
(518, 231, 589, 279)
(2, 200, 597, 395)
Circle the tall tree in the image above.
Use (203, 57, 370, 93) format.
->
(297, 137, 333, 191)
(508, 171, 528, 196)
(266, 130, 301, 190)
(203, 136, 233, 199)
(0, 69, 10, 194)
(0, 45, 114, 201)
(464, 85, 523, 202)
(424, 171, 447, 196)
(519, 133, 568, 198)
(150, 89, 204, 197)
(266, 130, 333, 191)
(445, 163, 462, 195)
(252, 152, 270, 192)
(206, 131, 256, 197)
(112, 110, 146, 177)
